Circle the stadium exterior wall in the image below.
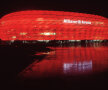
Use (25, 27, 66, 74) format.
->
(0, 10, 108, 40)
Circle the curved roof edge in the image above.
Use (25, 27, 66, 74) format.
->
(1, 10, 107, 20)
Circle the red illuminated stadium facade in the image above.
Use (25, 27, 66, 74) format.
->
(0, 10, 108, 41)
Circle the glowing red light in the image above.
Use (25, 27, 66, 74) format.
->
(0, 10, 108, 40)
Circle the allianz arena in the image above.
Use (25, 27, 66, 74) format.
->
(0, 10, 108, 41)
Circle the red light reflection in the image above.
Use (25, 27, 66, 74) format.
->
(19, 46, 108, 79)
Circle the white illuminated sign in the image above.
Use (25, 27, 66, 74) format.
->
(64, 19, 92, 24)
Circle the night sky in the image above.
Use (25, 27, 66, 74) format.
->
(0, 0, 108, 18)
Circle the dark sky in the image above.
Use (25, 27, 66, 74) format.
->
(0, 0, 108, 18)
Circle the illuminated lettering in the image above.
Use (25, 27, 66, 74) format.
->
(64, 19, 92, 24)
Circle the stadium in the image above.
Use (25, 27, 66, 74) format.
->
(0, 10, 108, 44)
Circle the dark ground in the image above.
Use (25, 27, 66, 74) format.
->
(1, 42, 108, 90)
